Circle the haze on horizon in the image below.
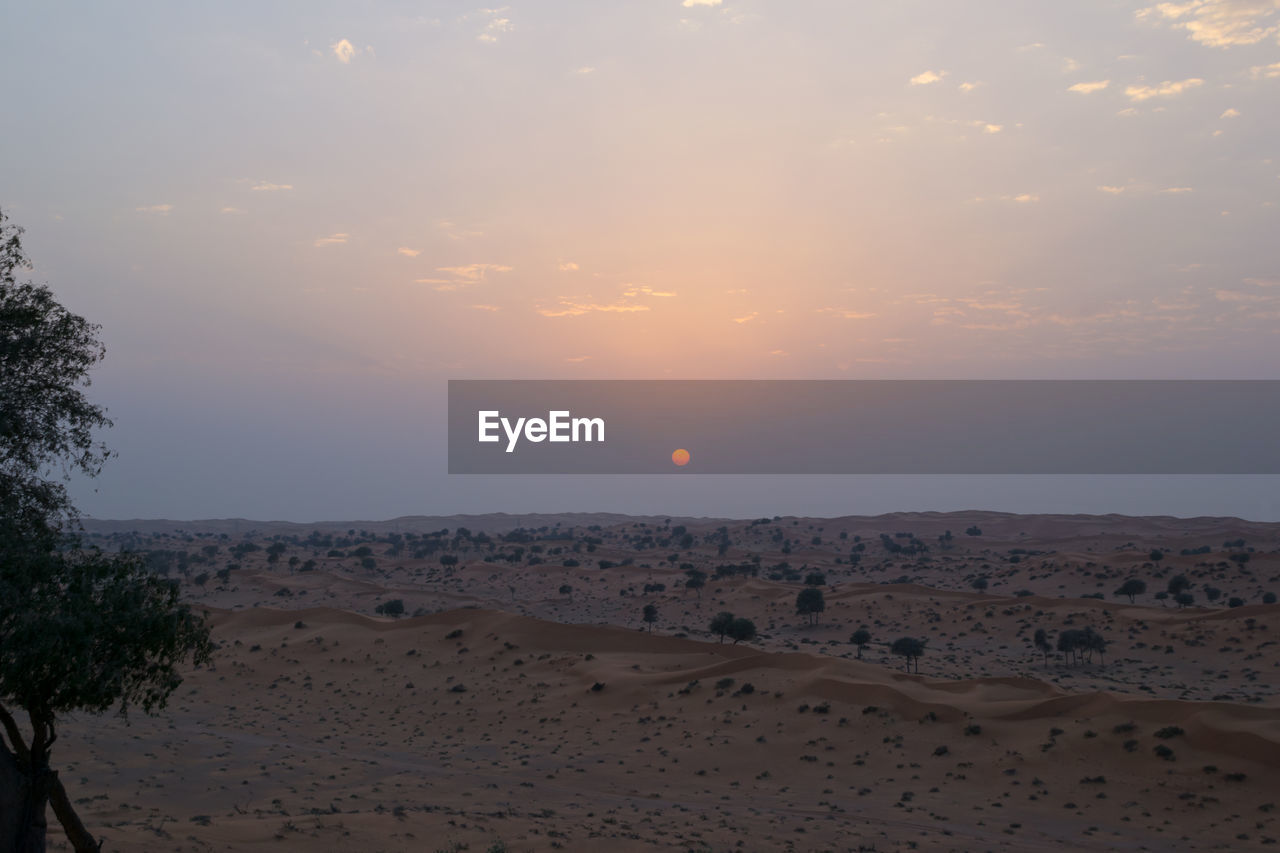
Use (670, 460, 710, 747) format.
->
(1, 1, 1277, 522)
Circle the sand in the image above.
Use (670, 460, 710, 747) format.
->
(42, 511, 1280, 851)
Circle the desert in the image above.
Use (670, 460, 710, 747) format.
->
(39, 510, 1280, 851)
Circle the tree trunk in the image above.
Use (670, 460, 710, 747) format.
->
(49, 773, 101, 852)
(0, 747, 26, 849)
(0, 752, 50, 853)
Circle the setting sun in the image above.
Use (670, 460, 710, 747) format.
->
(672, 448, 691, 467)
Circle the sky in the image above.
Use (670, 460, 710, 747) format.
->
(2, 1, 1278, 521)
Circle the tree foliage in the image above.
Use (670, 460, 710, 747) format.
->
(1, 208, 213, 852)
(849, 628, 871, 658)
(1114, 578, 1146, 604)
(890, 637, 926, 673)
(795, 587, 825, 625)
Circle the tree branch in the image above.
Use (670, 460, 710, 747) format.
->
(49, 771, 102, 853)
(0, 703, 30, 764)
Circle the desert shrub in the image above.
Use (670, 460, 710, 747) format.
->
(375, 599, 405, 617)
(933, 745, 949, 756)
(964, 724, 982, 736)
(1153, 744, 1175, 760)
(1154, 726, 1184, 739)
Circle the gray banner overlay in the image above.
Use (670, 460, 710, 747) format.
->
(448, 380, 1280, 474)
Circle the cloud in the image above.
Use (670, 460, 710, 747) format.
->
(1125, 78, 1205, 100)
(314, 233, 349, 247)
(397, 247, 421, 257)
(731, 312, 759, 324)
(1136, 1, 1280, 48)
(1068, 80, 1111, 93)
(819, 308, 877, 319)
(135, 204, 173, 215)
(1216, 288, 1272, 302)
(437, 263, 513, 281)
(219, 206, 246, 214)
(1244, 277, 1280, 287)
(622, 284, 676, 298)
(1098, 185, 1127, 194)
(1013, 193, 1040, 203)
(1220, 107, 1241, 117)
(1161, 186, 1194, 193)
(470, 304, 501, 311)
(958, 81, 980, 92)
(537, 301, 650, 317)
(574, 66, 596, 75)
(682, 0, 722, 6)
(565, 355, 592, 362)
(478, 9, 513, 43)
(909, 70, 947, 85)
(331, 39, 357, 63)
(1251, 61, 1280, 77)
(982, 123, 1003, 134)
(251, 182, 293, 192)
(557, 261, 580, 271)
(436, 219, 484, 240)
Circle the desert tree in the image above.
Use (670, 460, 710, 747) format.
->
(558, 583, 573, 603)
(642, 603, 658, 632)
(1033, 628, 1052, 665)
(1057, 629, 1081, 665)
(803, 571, 826, 587)
(1114, 578, 1146, 604)
(849, 628, 871, 659)
(1, 208, 213, 853)
(684, 569, 706, 600)
(890, 637, 926, 673)
(709, 611, 735, 643)
(795, 587, 825, 626)
(727, 618, 757, 645)
(1174, 592, 1194, 609)
(1167, 574, 1191, 598)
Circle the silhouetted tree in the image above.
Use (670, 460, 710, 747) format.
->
(795, 588, 825, 626)
(850, 628, 871, 659)
(1167, 574, 1191, 597)
(684, 570, 706, 600)
(1115, 578, 1147, 604)
(727, 618, 757, 645)
(1174, 592, 1194, 609)
(558, 583, 573, 603)
(709, 611, 735, 642)
(803, 571, 826, 587)
(891, 637, 926, 673)
(1, 209, 213, 853)
(1033, 628, 1052, 665)
(642, 603, 658, 632)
